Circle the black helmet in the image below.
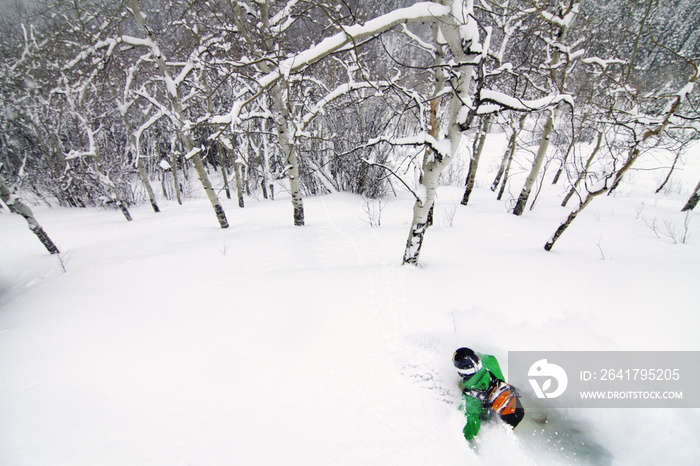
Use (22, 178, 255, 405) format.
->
(453, 347, 482, 378)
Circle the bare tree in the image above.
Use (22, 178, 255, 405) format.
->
(491, 113, 526, 197)
(545, 63, 698, 250)
(126, 0, 229, 228)
(513, 0, 582, 216)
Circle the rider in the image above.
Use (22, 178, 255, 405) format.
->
(453, 347, 525, 441)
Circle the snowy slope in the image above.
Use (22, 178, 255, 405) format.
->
(1, 135, 699, 465)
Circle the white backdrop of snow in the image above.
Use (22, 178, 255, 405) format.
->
(1, 133, 699, 465)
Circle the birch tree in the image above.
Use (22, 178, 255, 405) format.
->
(459, 0, 527, 206)
(106, 66, 161, 213)
(491, 113, 526, 197)
(512, 0, 582, 216)
(228, 0, 309, 225)
(400, 0, 572, 264)
(545, 62, 698, 250)
(66, 111, 133, 222)
(460, 115, 490, 205)
(211, 2, 456, 227)
(544, 0, 700, 249)
(0, 174, 60, 254)
(125, 0, 229, 228)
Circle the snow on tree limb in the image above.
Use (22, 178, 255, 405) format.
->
(269, 0, 302, 34)
(580, 57, 626, 69)
(367, 132, 452, 161)
(299, 80, 392, 131)
(533, 0, 581, 29)
(478, 89, 574, 114)
(184, 146, 203, 161)
(400, 24, 437, 54)
(212, 2, 451, 125)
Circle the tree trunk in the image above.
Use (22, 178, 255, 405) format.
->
(403, 12, 473, 265)
(545, 188, 602, 251)
(217, 142, 232, 200)
(562, 131, 603, 207)
(0, 176, 60, 254)
(545, 83, 688, 251)
(92, 154, 132, 222)
(515, 0, 580, 213)
(546, 149, 637, 251)
(491, 115, 523, 192)
(232, 1, 304, 225)
(496, 115, 525, 200)
(234, 158, 245, 208)
(461, 115, 491, 205)
(129, 0, 227, 228)
(497, 150, 513, 202)
(190, 150, 229, 228)
(513, 110, 555, 215)
(403, 163, 443, 265)
(137, 158, 160, 212)
(170, 143, 183, 206)
(107, 78, 160, 214)
(681, 179, 700, 211)
(655, 151, 682, 194)
(271, 87, 304, 223)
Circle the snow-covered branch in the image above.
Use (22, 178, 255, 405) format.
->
(478, 89, 574, 114)
(299, 80, 392, 131)
(214, 2, 451, 125)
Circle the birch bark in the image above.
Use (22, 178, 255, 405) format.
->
(0, 175, 60, 254)
(512, 1, 581, 216)
(128, 0, 228, 228)
(491, 114, 526, 193)
(513, 108, 555, 215)
(403, 0, 478, 264)
(232, 0, 305, 224)
(461, 115, 491, 205)
(681, 180, 700, 212)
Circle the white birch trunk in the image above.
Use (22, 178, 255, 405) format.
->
(492, 114, 525, 192)
(169, 137, 183, 205)
(107, 79, 160, 213)
(137, 158, 160, 212)
(461, 115, 491, 205)
(0, 176, 60, 254)
(128, 0, 228, 228)
(513, 1, 580, 216)
(270, 84, 305, 225)
(681, 179, 700, 212)
(513, 110, 555, 215)
(232, 1, 304, 225)
(403, 0, 477, 265)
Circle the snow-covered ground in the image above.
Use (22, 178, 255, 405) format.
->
(1, 135, 699, 465)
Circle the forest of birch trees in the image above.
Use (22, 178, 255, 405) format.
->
(1, 0, 699, 263)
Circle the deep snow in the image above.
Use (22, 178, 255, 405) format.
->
(1, 134, 699, 465)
